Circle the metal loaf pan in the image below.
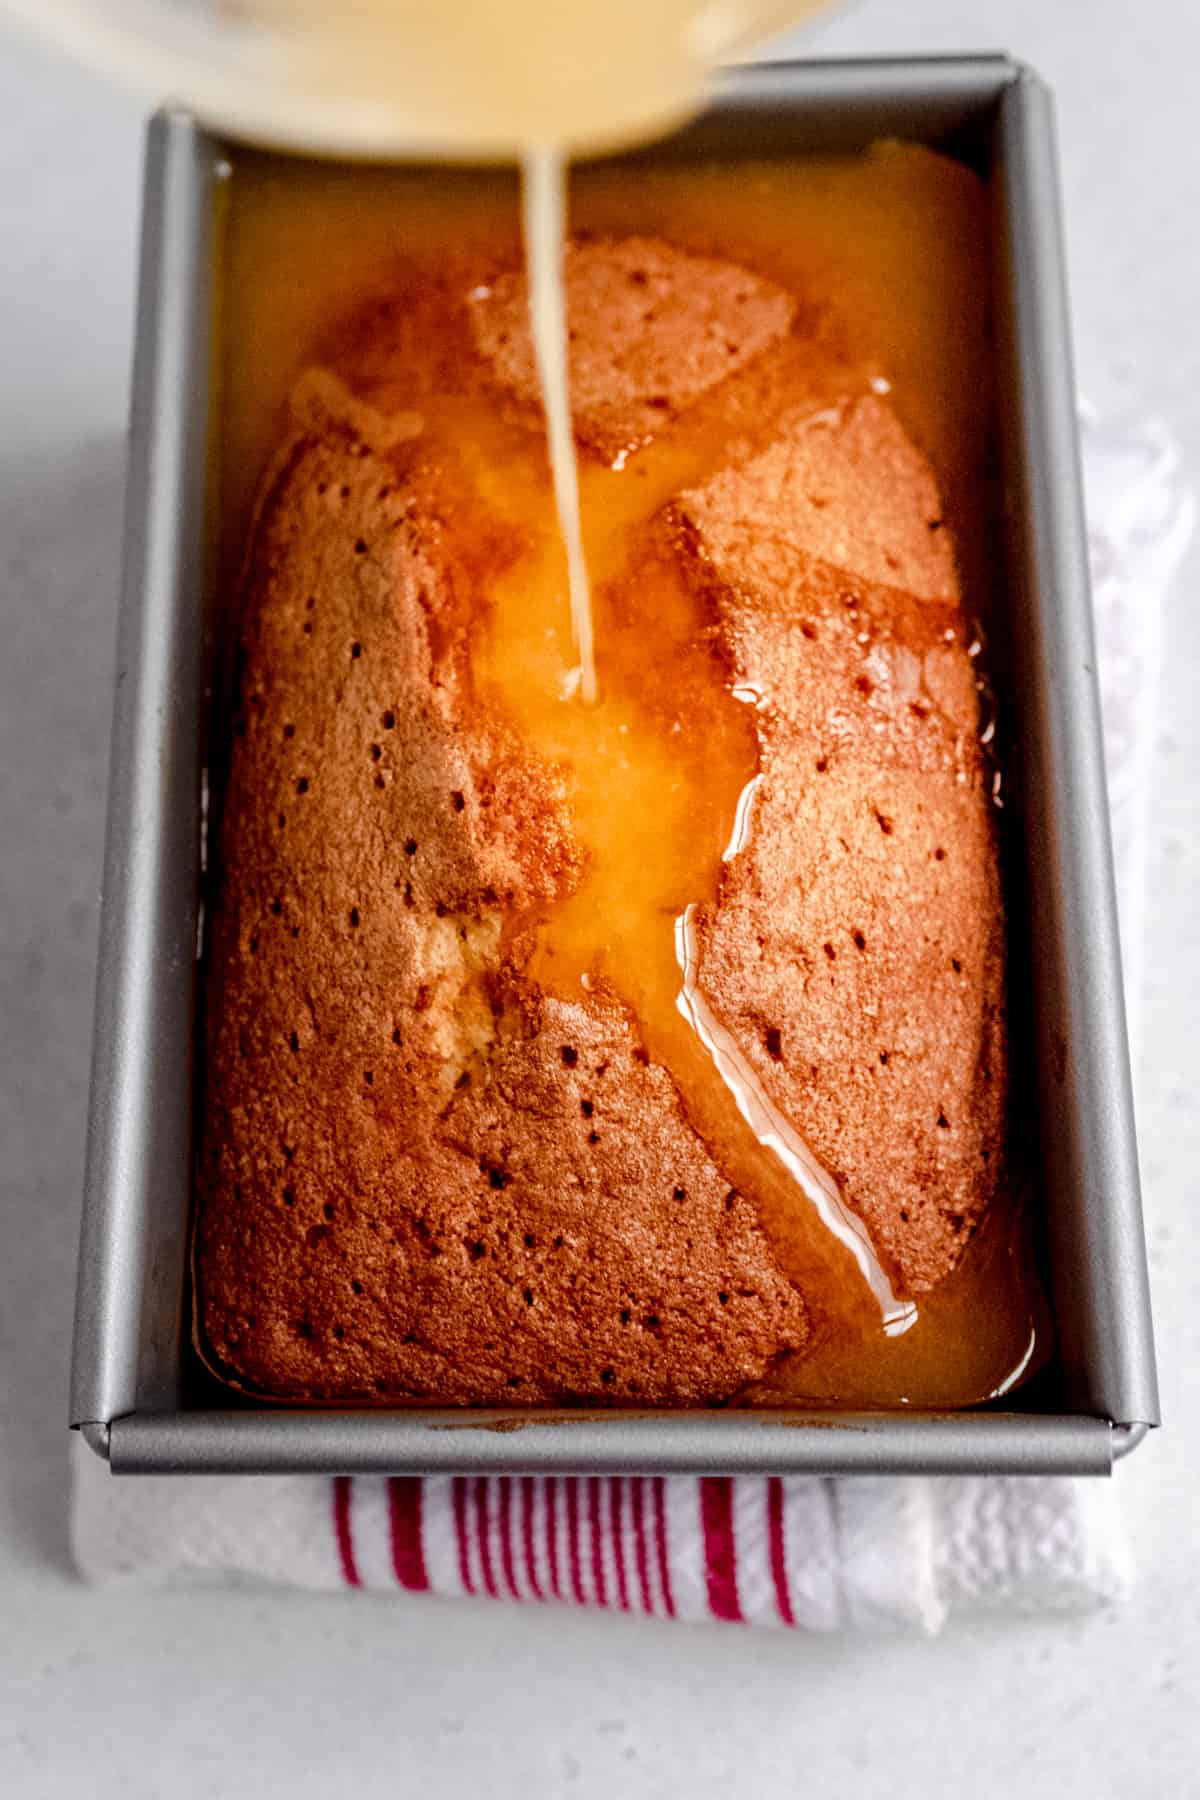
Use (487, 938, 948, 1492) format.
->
(71, 56, 1160, 1475)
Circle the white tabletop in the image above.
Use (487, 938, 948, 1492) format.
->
(2, 3, 1197, 1794)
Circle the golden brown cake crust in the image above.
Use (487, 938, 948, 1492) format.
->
(467, 235, 796, 462)
(676, 403, 1007, 1293)
(197, 379, 807, 1403)
(682, 395, 959, 604)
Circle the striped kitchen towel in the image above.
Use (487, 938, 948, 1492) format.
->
(72, 1458, 1129, 1631)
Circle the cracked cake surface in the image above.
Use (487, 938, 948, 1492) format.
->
(199, 219, 1009, 1403)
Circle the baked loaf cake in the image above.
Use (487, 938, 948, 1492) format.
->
(197, 233, 1006, 1403)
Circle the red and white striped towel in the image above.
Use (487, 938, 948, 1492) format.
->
(327, 1473, 1125, 1629)
(337, 1476, 851, 1626)
(71, 1458, 1130, 1631)
(70, 418, 1189, 1630)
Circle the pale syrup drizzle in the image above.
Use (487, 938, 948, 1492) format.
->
(521, 149, 597, 704)
(524, 152, 908, 1333)
(674, 904, 918, 1336)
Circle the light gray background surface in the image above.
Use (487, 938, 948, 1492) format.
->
(2, 2, 1197, 1794)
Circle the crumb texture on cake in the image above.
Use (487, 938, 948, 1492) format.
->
(468, 235, 796, 461)
(198, 375, 807, 1403)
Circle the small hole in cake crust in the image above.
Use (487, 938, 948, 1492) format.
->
(934, 846, 946, 861)
(644, 1314, 661, 1332)
(392, 1027, 402, 1046)
(451, 790, 465, 812)
(354, 539, 367, 555)
(370, 743, 382, 762)
(910, 701, 929, 721)
(270, 897, 282, 917)
(296, 776, 310, 794)
(375, 773, 385, 789)
(349, 907, 360, 928)
(815, 757, 829, 774)
(724, 1190, 737, 1211)
(351, 1279, 364, 1295)
(673, 1186, 686, 1201)
(560, 1045, 578, 1067)
(351, 641, 362, 659)
(853, 931, 867, 952)
(363, 1069, 373, 1085)
(580, 1099, 594, 1118)
(382, 710, 395, 729)
(718, 1291, 729, 1305)
(952, 957, 962, 973)
(879, 1050, 889, 1065)
(469, 1240, 486, 1260)
(801, 620, 818, 640)
(764, 1026, 783, 1061)
(937, 1110, 950, 1129)
(823, 942, 837, 961)
(487, 1166, 512, 1190)
(875, 810, 893, 834)
(524, 1233, 536, 1249)
(332, 1325, 345, 1342)
(282, 1187, 295, 1207)
(288, 1030, 300, 1053)
(855, 675, 874, 697)
(523, 1288, 534, 1306)
(899, 1208, 909, 1223)
(405, 838, 418, 856)
(601, 1368, 615, 1384)
(588, 1130, 600, 1145)
(283, 723, 295, 739)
